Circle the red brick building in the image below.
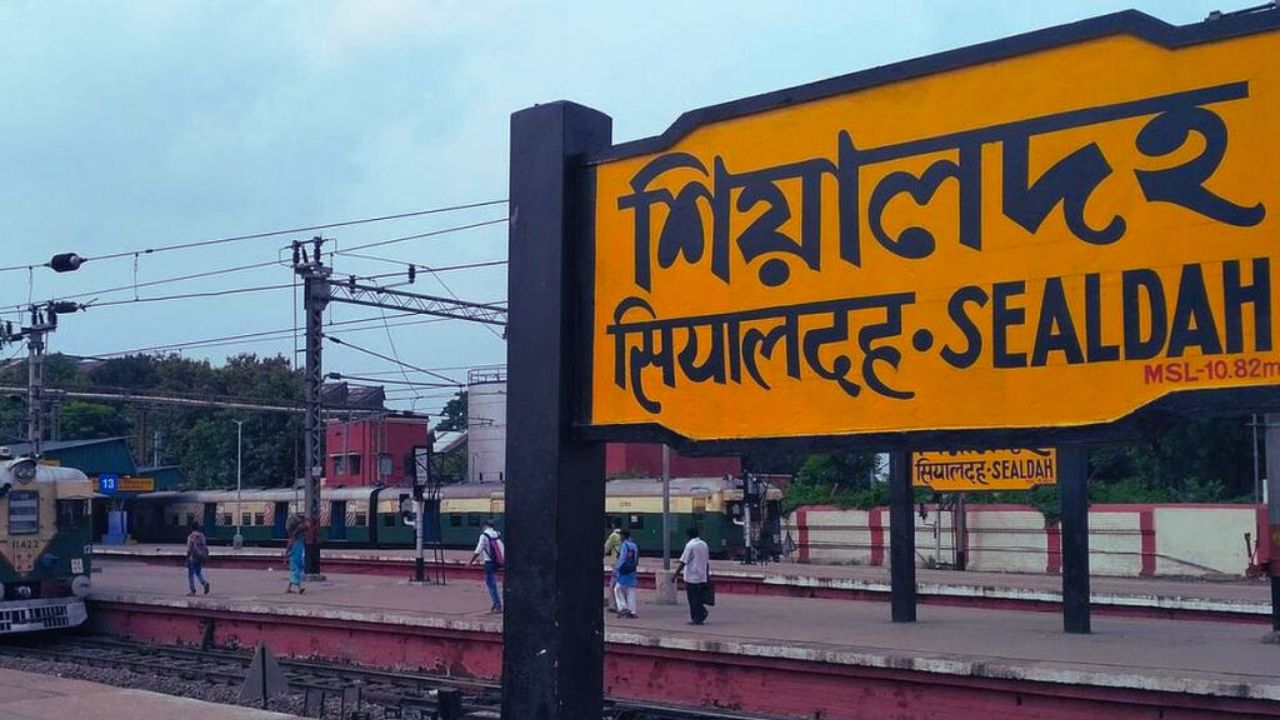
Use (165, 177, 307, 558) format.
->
(605, 443, 740, 479)
(325, 417, 429, 488)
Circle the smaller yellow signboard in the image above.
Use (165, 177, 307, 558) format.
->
(912, 449, 1056, 492)
(92, 476, 155, 493)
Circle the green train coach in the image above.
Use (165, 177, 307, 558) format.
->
(132, 477, 782, 558)
(0, 456, 93, 633)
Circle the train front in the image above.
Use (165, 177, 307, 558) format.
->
(0, 456, 92, 632)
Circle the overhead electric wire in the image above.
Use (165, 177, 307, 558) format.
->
(333, 253, 508, 275)
(87, 282, 296, 308)
(329, 374, 458, 389)
(322, 334, 462, 386)
(7, 236, 508, 315)
(0, 199, 509, 275)
(340, 217, 508, 254)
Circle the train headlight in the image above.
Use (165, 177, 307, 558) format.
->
(10, 459, 36, 484)
(15, 585, 31, 600)
(71, 576, 90, 598)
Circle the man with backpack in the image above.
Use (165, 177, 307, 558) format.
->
(185, 520, 211, 596)
(613, 528, 639, 618)
(468, 519, 504, 614)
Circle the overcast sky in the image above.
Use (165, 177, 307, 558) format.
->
(0, 0, 1220, 415)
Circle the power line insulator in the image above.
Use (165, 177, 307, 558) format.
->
(408, 264, 416, 284)
(48, 253, 83, 273)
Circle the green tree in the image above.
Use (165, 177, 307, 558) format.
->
(436, 391, 467, 432)
(58, 400, 130, 439)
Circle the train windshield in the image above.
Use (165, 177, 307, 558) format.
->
(56, 499, 87, 529)
(9, 491, 39, 534)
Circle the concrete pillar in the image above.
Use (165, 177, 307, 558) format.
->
(653, 568, 678, 605)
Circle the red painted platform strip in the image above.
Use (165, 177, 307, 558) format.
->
(1046, 519, 1062, 575)
(88, 600, 1280, 719)
(868, 507, 885, 566)
(1139, 509, 1158, 577)
(795, 507, 810, 563)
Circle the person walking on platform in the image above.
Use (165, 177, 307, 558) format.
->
(613, 529, 639, 618)
(603, 518, 623, 610)
(285, 516, 306, 594)
(185, 520, 211, 596)
(675, 526, 710, 625)
(468, 519, 504, 614)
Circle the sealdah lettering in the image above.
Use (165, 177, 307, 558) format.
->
(989, 457, 1055, 481)
(941, 258, 1271, 370)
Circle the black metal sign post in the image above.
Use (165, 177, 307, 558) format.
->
(503, 101, 611, 720)
(1059, 447, 1091, 634)
(888, 451, 917, 622)
(1265, 414, 1280, 633)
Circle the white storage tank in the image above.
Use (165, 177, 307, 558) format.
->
(467, 368, 507, 484)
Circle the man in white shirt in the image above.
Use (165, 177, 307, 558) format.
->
(467, 519, 504, 614)
(674, 526, 711, 625)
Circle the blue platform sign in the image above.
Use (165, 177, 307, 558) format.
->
(98, 473, 119, 495)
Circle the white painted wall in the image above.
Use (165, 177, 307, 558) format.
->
(788, 503, 1257, 578)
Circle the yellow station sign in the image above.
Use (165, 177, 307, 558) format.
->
(913, 449, 1057, 492)
(590, 21, 1280, 442)
(92, 476, 154, 493)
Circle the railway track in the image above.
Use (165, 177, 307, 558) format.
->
(0, 635, 764, 720)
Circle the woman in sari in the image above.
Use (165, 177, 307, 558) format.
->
(285, 516, 306, 594)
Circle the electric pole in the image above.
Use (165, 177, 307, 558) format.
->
(0, 300, 83, 458)
(25, 303, 52, 456)
(294, 237, 331, 578)
(288, 235, 507, 578)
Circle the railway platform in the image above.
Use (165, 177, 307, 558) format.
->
(0, 667, 296, 719)
(87, 557, 1280, 719)
(97, 543, 1272, 623)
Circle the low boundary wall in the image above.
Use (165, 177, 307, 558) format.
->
(790, 503, 1261, 577)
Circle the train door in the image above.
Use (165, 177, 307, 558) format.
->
(202, 503, 217, 536)
(330, 500, 347, 540)
(423, 499, 442, 543)
(272, 501, 289, 539)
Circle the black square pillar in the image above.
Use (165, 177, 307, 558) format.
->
(1059, 445, 1091, 634)
(502, 102, 612, 720)
(888, 450, 917, 622)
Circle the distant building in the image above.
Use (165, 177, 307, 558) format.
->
(454, 370, 740, 484)
(605, 443, 741, 479)
(325, 416, 430, 487)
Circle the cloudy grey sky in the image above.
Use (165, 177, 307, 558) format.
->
(0, 0, 1220, 415)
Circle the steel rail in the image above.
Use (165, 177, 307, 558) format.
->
(0, 636, 771, 720)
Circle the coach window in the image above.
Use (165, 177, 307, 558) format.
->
(467, 515, 481, 527)
(354, 511, 367, 527)
(383, 513, 395, 527)
(347, 454, 362, 475)
(241, 512, 252, 526)
(332, 456, 346, 476)
(254, 512, 265, 526)
(10, 491, 38, 534)
(379, 453, 393, 478)
(186, 512, 195, 528)
(222, 513, 233, 527)
(450, 514, 462, 527)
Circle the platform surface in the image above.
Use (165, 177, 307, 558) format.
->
(0, 667, 296, 720)
(99, 543, 1272, 612)
(90, 557, 1280, 703)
